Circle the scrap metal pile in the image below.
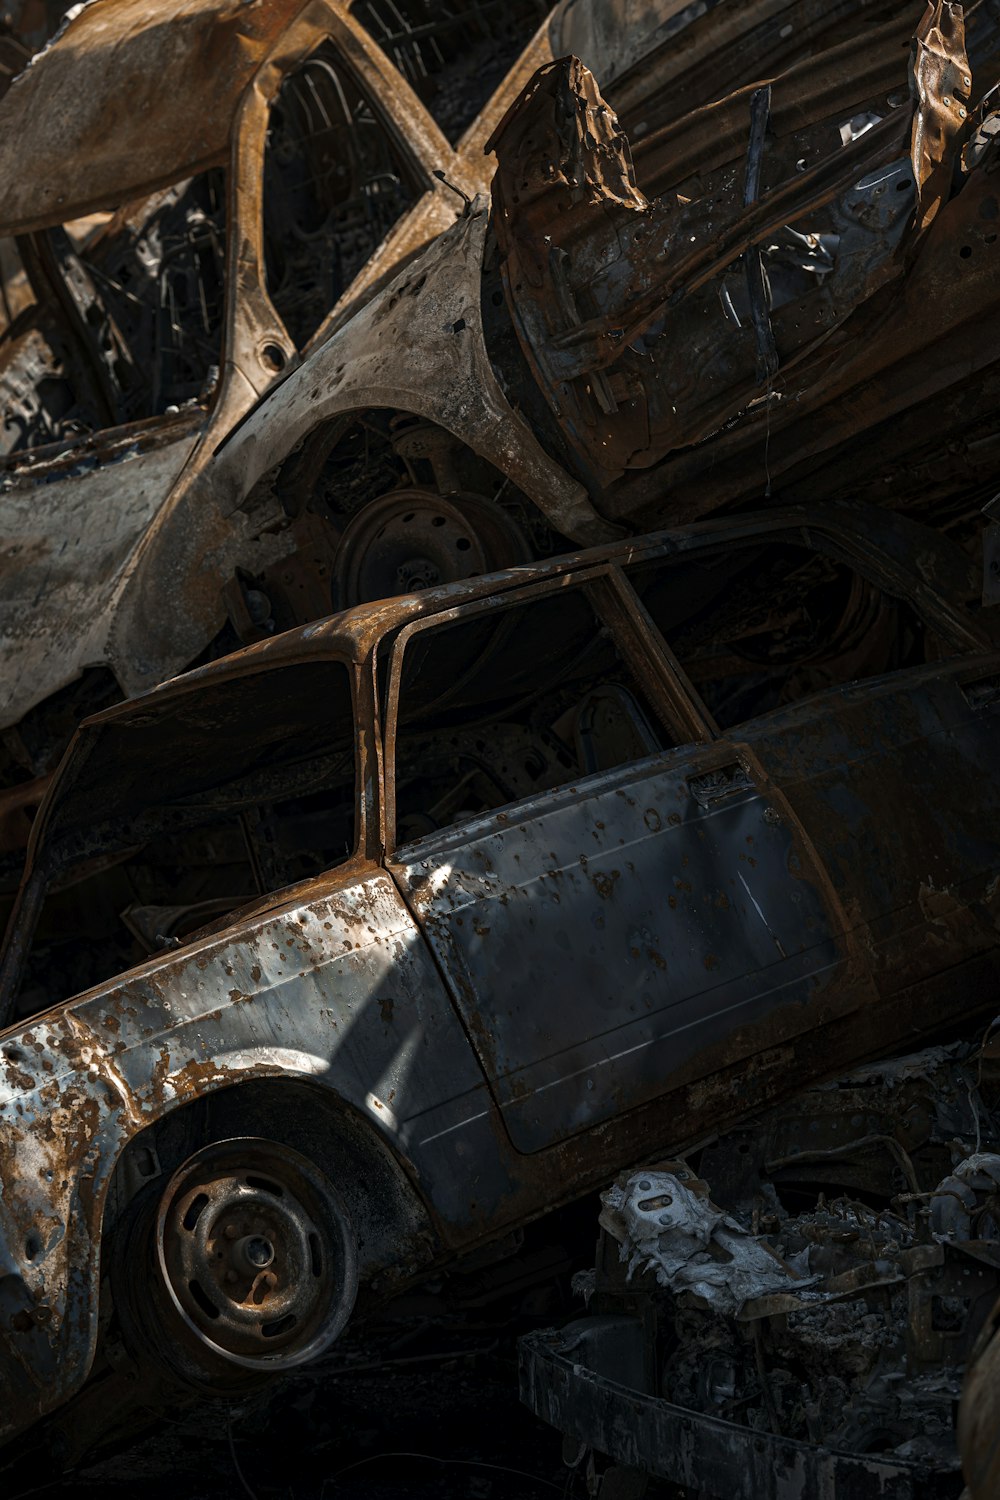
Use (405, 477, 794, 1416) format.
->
(524, 1033, 1000, 1497)
(0, 1, 998, 1498)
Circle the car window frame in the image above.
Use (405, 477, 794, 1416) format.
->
(0, 647, 369, 1015)
(380, 561, 716, 855)
(617, 522, 985, 735)
(288, 3, 464, 353)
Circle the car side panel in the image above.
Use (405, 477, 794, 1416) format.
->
(739, 661, 1000, 998)
(0, 871, 488, 1445)
(392, 740, 852, 1154)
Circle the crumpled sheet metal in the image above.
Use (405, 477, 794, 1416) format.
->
(910, 0, 972, 233)
(0, 0, 310, 234)
(487, 2, 1000, 508)
(486, 53, 647, 214)
(601, 1167, 816, 1315)
(603, 1150, 1000, 1323)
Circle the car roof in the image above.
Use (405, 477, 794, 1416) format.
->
(0, 0, 315, 234)
(80, 500, 986, 732)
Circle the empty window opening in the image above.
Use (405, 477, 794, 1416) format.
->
(389, 582, 672, 845)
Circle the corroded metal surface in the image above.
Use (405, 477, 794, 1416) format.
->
(486, 2, 1000, 506)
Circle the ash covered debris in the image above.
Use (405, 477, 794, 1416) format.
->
(523, 1035, 1000, 1497)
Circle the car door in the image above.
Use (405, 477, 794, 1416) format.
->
(384, 566, 850, 1154)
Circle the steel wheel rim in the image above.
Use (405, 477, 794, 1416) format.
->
(334, 487, 529, 605)
(154, 1137, 356, 1372)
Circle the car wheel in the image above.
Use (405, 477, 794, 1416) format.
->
(114, 1135, 357, 1391)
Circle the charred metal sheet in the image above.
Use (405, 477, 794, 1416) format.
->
(0, 0, 310, 235)
(485, 3, 1000, 515)
(910, 0, 971, 234)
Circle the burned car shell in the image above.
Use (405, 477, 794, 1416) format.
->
(12, 0, 942, 706)
(0, 0, 559, 741)
(127, 0, 1000, 709)
(0, 503, 998, 1444)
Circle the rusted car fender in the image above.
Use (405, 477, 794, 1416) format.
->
(107, 203, 616, 698)
(0, 870, 490, 1445)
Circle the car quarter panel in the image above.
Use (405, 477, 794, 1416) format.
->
(0, 871, 491, 1444)
(740, 659, 1000, 995)
(0, 427, 202, 730)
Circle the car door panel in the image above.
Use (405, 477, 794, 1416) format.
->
(391, 742, 849, 1154)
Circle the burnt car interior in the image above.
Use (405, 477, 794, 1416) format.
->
(1, 172, 226, 454)
(388, 533, 962, 853)
(353, 0, 551, 143)
(626, 540, 952, 729)
(387, 579, 670, 843)
(12, 660, 357, 1012)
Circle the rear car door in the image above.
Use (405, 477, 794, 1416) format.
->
(384, 568, 849, 1154)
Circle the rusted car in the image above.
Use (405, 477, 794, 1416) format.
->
(0, 0, 553, 813)
(0, 502, 997, 1459)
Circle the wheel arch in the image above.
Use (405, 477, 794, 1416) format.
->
(105, 1073, 441, 1296)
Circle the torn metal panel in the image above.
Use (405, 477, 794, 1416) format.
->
(910, 0, 971, 233)
(0, 419, 201, 724)
(484, 3, 1000, 518)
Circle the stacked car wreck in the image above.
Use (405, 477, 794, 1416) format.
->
(0, 1, 999, 1496)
